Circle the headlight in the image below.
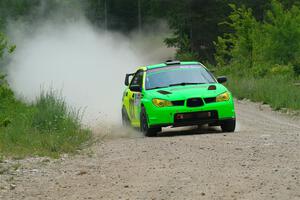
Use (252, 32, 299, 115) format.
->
(216, 92, 230, 102)
(152, 99, 173, 107)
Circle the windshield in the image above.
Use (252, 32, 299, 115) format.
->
(145, 65, 216, 90)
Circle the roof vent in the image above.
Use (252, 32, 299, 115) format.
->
(165, 60, 181, 65)
(208, 85, 217, 90)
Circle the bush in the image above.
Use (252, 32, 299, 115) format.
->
(215, 1, 300, 78)
(269, 64, 293, 76)
(0, 89, 91, 158)
(0, 32, 15, 59)
(32, 90, 80, 132)
(175, 51, 198, 61)
(293, 62, 300, 76)
(226, 75, 300, 111)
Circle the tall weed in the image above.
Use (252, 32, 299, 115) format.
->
(0, 89, 91, 158)
(227, 75, 300, 111)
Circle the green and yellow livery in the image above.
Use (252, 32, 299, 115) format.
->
(122, 61, 236, 136)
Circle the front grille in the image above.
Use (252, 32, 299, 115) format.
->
(174, 110, 218, 125)
(187, 98, 204, 107)
(204, 97, 216, 104)
(172, 100, 185, 106)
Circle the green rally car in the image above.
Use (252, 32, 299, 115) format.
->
(122, 60, 236, 136)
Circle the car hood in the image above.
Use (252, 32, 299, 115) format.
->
(145, 84, 228, 100)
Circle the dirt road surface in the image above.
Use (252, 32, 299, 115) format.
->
(1, 100, 300, 200)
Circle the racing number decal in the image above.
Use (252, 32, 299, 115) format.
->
(129, 93, 141, 120)
(134, 93, 141, 106)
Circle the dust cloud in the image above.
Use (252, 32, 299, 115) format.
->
(5, 17, 174, 130)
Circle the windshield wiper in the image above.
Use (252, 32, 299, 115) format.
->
(147, 83, 205, 90)
(169, 82, 205, 87)
(147, 86, 168, 90)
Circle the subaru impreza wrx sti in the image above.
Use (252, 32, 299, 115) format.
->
(122, 61, 236, 136)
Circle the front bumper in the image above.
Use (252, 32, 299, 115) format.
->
(146, 100, 235, 128)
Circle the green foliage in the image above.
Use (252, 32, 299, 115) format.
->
(215, 1, 300, 77)
(0, 43, 89, 157)
(0, 0, 273, 63)
(164, 0, 227, 62)
(32, 90, 81, 133)
(0, 89, 91, 158)
(0, 4, 92, 158)
(269, 64, 293, 75)
(0, 33, 15, 59)
(214, 36, 230, 67)
(215, 1, 300, 112)
(175, 51, 199, 61)
(162, 1, 197, 60)
(0, 0, 40, 31)
(165, 34, 191, 55)
(262, 1, 300, 65)
(164, 33, 198, 61)
(215, 4, 257, 69)
(226, 75, 300, 111)
(0, 2, 94, 158)
(293, 62, 300, 75)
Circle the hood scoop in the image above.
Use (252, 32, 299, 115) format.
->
(157, 90, 172, 95)
(208, 85, 217, 90)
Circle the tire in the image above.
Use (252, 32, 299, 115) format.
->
(220, 118, 236, 132)
(140, 107, 161, 137)
(122, 107, 131, 127)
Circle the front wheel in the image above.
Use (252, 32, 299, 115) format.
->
(220, 119, 236, 132)
(140, 107, 161, 137)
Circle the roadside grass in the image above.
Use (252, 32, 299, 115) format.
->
(226, 75, 300, 111)
(0, 89, 91, 158)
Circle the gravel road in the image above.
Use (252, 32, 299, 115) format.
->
(1, 100, 300, 200)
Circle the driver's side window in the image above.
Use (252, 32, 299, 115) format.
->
(130, 71, 144, 87)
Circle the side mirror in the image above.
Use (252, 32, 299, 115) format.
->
(129, 85, 142, 92)
(125, 73, 134, 86)
(217, 76, 227, 84)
